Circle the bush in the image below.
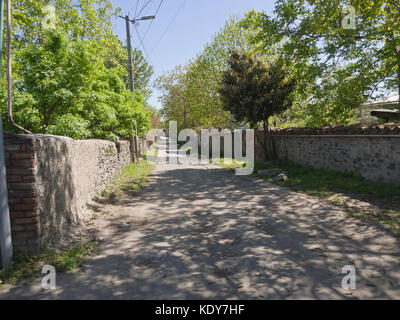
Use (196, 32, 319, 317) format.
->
(46, 114, 91, 139)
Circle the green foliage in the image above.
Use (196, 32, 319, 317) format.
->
(219, 51, 296, 126)
(130, 48, 154, 102)
(242, 1, 400, 127)
(46, 114, 91, 139)
(219, 51, 296, 158)
(0, 241, 97, 286)
(1, 0, 153, 140)
(156, 17, 255, 130)
(155, 65, 189, 131)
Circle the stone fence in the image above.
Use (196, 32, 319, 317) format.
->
(250, 128, 400, 183)
(273, 134, 400, 183)
(3, 132, 151, 253)
(204, 127, 400, 183)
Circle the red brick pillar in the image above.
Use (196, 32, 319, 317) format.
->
(3, 133, 39, 253)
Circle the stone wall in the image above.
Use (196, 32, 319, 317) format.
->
(3, 132, 131, 253)
(273, 135, 400, 183)
(242, 128, 400, 183)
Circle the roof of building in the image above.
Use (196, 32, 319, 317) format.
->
(360, 95, 399, 109)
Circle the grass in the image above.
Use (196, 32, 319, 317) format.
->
(253, 159, 400, 198)
(0, 241, 97, 288)
(210, 158, 246, 170)
(145, 146, 158, 159)
(215, 158, 400, 233)
(100, 160, 154, 202)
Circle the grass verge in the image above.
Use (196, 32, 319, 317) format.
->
(210, 158, 246, 170)
(100, 160, 154, 203)
(253, 159, 400, 197)
(0, 241, 98, 288)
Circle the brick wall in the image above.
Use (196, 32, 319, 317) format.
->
(3, 133, 40, 253)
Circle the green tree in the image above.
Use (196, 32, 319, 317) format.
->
(218, 51, 296, 159)
(185, 17, 254, 129)
(155, 66, 190, 131)
(242, 0, 400, 126)
(1, 0, 152, 140)
(114, 43, 154, 103)
(2, 29, 150, 140)
(156, 17, 255, 130)
(131, 48, 153, 102)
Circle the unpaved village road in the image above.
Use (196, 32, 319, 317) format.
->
(1, 162, 400, 299)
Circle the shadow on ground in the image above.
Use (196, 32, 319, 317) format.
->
(2, 163, 400, 299)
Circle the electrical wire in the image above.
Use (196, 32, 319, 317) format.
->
(142, 0, 164, 41)
(134, 0, 140, 17)
(136, 0, 153, 19)
(150, 0, 187, 55)
(134, 25, 154, 66)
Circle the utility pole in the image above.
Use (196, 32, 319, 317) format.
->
(119, 14, 155, 164)
(119, 14, 155, 93)
(125, 15, 134, 92)
(0, 0, 12, 269)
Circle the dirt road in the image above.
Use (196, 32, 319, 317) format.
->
(1, 161, 400, 299)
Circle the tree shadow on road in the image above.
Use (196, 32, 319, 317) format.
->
(3, 165, 400, 299)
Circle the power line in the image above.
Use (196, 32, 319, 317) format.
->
(136, 0, 153, 19)
(134, 25, 154, 66)
(134, 0, 140, 17)
(150, 0, 187, 55)
(143, 0, 164, 41)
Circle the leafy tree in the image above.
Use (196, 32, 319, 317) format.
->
(185, 17, 254, 129)
(242, 0, 400, 126)
(131, 48, 153, 102)
(46, 114, 91, 139)
(218, 51, 296, 159)
(113, 42, 154, 103)
(155, 66, 190, 131)
(148, 106, 161, 129)
(1, 0, 152, 140)
(156, 17, 255, 130)
(2, 29, 150, 140)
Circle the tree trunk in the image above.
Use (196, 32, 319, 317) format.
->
(263, 118, 276, 160)
(398, 62, 400, 109)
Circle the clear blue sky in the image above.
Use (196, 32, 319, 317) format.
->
(111, 0, 277, 109)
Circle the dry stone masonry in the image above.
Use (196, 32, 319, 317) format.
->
(250, 124, 400, 183)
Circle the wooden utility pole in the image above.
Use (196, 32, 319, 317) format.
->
(124, 15, 134, 92)
(119, 14, 155, 163)
(119, 14, 155, 93)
